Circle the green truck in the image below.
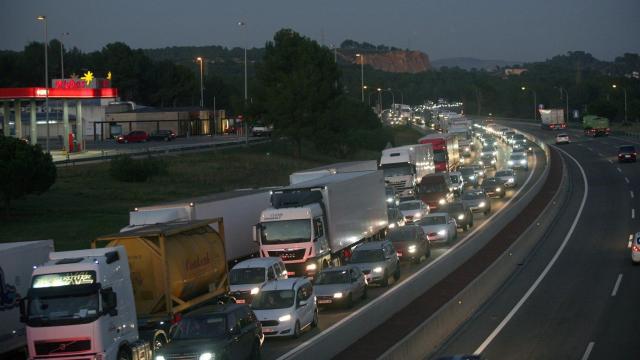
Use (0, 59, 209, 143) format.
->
(583, 115, 610, 137)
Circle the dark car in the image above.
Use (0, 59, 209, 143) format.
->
(482, 177, 505, 198)
(479, 154, 497, 169)
(149, 129, 177, 141)
(459, 167, 479, 187)
(387, 225, 430, 263)
(116, 130, 149, 143)
(618, 145, 637, 163)
(387, 207, 406, 229)
(461, 189, 491, 215)
(158, 304, 263, 360)
(444, 201, 474, 231)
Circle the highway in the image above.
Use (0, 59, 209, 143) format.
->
(262, 128, 548, 360)
(433, 122, 640, 359)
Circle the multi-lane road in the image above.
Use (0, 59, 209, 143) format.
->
(433, 122, 640, 359)
(262, 126, 548, 360)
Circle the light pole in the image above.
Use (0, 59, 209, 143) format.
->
(558, 87, 569, 123)
(195, 57, 204, 108)
(238, 21, 248, 144)
(356, 54, 364, 102)
(521, 86, 537, 121)
(377, 88, 382, 115)
(37, 15, 49, 152)
(60, 32, 70, 79)
(612, 84, 628, 124)
(384, 88, 395, 106)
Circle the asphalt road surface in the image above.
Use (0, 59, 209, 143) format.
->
(433, 122, 640, 359)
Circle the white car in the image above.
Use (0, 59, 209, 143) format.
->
(631, 232, 640, 264)
(398, 200, 430, 224)
(555, 133, 570, 144)
(495, 169, 517, 188)
(507, 152, 529, 171)
(416, 212, 458, 245)
(251, 278, 318, 338)
(229, 257, 288, 304)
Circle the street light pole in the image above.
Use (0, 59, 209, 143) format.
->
(377, 88, 382, 115)
(195, 57, 204, 108)
(37, 15, 49, 152)
(559, 87, 569, 123)
(612, 84, 628, 124)
(60, 32, 70, 79)
(238, 21, 248, 145)
(356, 54, 364, 102)
(521, 86, 537, 121)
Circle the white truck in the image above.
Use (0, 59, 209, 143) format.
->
(21, 246, 152, 360)
(256, 170, 388, 277)
(379, 144, 435, 199)
(289, 160, 377, 184)
(539, 108, 566, 130)
(124, 189, 272, 266)
(0, 241, 53, 357)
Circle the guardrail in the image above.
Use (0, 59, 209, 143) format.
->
(278, 128, 552, 360)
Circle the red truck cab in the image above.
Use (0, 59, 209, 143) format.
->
(419, 133, 459, 172)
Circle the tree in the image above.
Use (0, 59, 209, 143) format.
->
(257, 29, 340, 156)
(0, 136, 57, 216)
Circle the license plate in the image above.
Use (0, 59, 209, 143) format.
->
(625, 155, 631, 158)
(236, 299, 246, 304)
(397, 252, 403, 257)
(318, 299, 332, 304)
(263, 328, 273, 333)
(287, 271, 296, 276)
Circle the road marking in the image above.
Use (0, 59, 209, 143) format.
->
(633, 209, 636, 219)
(586, 147, 593, 151)
(617, 167, 622, 173)
(608, 159, 613, 164)
(474, 147, 588, 355)
(625, 177, 630, 184)
(632, 191, 635, 199)
(611, 274, 623, 296)
(598, 153, 603, 157)
(581, 342, 595, 360)
(629, 234, 633, 249)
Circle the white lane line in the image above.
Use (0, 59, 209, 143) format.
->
(617, 167, 622, 173)
(632, 191, 635, 199)
(608, 159, 613, 164)
(626, 177, 630, 184)
(598, 153, 603, 157)
(611, 274, 623, 297)
(586, 147, 593, 151)
(629, 234, 633, 249)
(474, 147, 589, 355)
(581, 342, 595, 360)
(633, 209, 636, 219)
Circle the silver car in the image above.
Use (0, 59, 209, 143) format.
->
(314, 265, 367, 308)
(495, 169, 517, 188)
(417, 213, 458, 245)
(349, 241, 400, 287)
(507, 152, 528, 171)
(460, 189, 491, 215)
(399, 200, 430, 224)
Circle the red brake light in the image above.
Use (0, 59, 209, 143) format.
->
(633, 245, 640, 252)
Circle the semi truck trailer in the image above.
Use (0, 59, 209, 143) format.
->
(539, 109, 566, 130)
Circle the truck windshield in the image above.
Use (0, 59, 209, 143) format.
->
(27, 285, 100, 326)
(251, 290, 295, 310)
(380, 163, 412, 177)
(172, 315, 227, 339)
(261, 219, 311, 244)
(433, 150, 447, 163)
(230, 268, 265, 285)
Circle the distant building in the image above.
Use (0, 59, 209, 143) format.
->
(504, 68, 528, 76)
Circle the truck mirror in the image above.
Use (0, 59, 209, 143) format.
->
(101, 288, 118, 316)
(252, 224, 259, 243)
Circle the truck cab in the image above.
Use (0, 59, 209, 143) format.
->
(22, 246, 150, 360)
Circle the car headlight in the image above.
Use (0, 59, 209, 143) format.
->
(493, 151, 498, 155)
(437, 230, 446, 236)
(480, 161, 485, 165)
(479, 201, 486, 207)
(458, 214, 464, 220)
(491, 159, 496, 164)
(508, 160, 514, 165)
(389, 222, 396, 229)
(408, 245, 417, 253)
(496, 187, 502, 192)
(528, 147, 532, 151)
(387, 197, 393, 203)
(333, 292, 343, 299)
(155, 356, 166, 360)
(520, 159, 527, 164)
(469, 175, 475, 180)
(373, 267, 383, 273)
(250, 287, 260, 295)
(479, 170, 484, 176)
(414, 212, 422, 219)
(507, 178, 514, 183)
(199, 353, 213, 360)
(278, 314, 292, 322)
(306, 263, 317, 271)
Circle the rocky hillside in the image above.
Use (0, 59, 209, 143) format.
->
(340, 50, 432, 73)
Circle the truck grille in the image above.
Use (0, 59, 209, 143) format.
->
(261, 320, 279, 326)
(268, 249, 306, 261)
(35, 339, 91, 355)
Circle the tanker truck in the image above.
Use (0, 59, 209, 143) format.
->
(256, 170, 388, 277)
(20, 219, 229, 359)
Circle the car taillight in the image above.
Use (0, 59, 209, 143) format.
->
(633, 245, 640, 252)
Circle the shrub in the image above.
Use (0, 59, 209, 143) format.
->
(109, 154, 167, 182)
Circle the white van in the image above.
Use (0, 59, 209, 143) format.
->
(229, 257, 288, 304)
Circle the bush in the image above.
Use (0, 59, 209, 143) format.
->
(109, 154, 167, 182)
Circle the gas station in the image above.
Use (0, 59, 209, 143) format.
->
(0, 76, 117, 152)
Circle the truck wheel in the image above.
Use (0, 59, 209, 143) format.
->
(117, 347, 131, 360)
(153, 334, 167, 351)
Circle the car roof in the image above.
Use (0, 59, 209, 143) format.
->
(260, 277, 308, 291)
(400, 200, 422, 205)
(187, 303, 247, 317)
(426, 212, 448, 217)
(231, 257, 282, 269)
(320, 265, 357, 273)
(355, 241, 389, 250)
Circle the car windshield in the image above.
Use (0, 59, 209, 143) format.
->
(387, 227, 417, 241)
(229, 268, 265, 285)
(399, 201, 420, 210)
(496, 171, 512, 177)
(510, 154, 525, 160)
(315, 270, 350, 284)
(620, 146, 635, 152)
(350, 249, 385, 263)
(251, 290, 295, 310)
(172, 314, 227, 339)
(462, 191, 484, 200)
(419, 216, 446, 225)
(482, 146, 494, 152)
(260, 219, 311, 244)
(27, 286, 100, 325)
(381, 163, 413, 177)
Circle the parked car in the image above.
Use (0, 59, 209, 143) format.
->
(444, 201, 474, 231)
(116, 130, 149, 143)
(398, 199, 430, 224)
(507, 152, 529, 171)
(482, 177, 505, 198)
(387, 207, 406, 229)
(461, 189, 491, 215)
(555, 133, 570, 144)
(618, 145, 637, 163)
(349, 240, 400, 287)
(251, 122, 273, 137)
(631, 231, 640, 264)
(157, 304, 263, 360)
(149, 129, 177, 141)
(495, 169, 517, 188)
(314, 265, 367, 308)
(229, 257, 288, 304)
(387, 225, 430, 263)
(250, 278, 318, 338)
(417, 213, 457, 245)
(449, 171, 464, 194)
